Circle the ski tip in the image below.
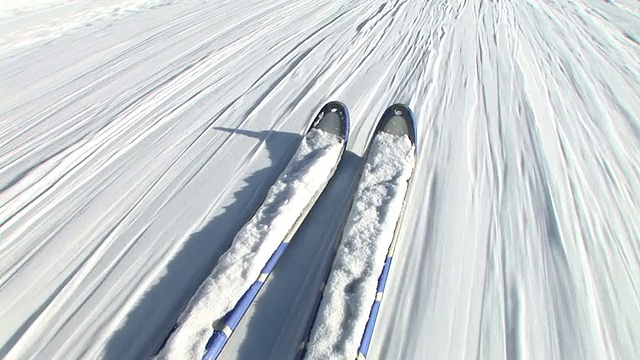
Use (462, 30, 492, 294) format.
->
(310, 101, 350, 142)
(375, 103, 417, 151)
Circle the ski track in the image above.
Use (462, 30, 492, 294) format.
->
(0, 0, 638, 359)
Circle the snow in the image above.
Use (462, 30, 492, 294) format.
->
(304, 132, 415, 360)
(0, 0, 68, 14)
(153, 127, 343, 360)
(0, 0, 639, 360)
(0, 0, 174, 54)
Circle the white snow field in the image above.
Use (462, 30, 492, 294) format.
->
(1, 0, 639, 359)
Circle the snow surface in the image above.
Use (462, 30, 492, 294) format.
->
(154, 128, 343, 360)
(304, 132, 415, 360)
(1, 0, 639, 359)
(0, 0, 173, 54)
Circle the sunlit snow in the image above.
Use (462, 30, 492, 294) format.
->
(1, 1, 638, 359)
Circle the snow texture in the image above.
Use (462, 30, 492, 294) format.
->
(1, 1, 639, 359)
(305, 132, 415, 360)
(0, 0, 174, 53)
(154, 128, 343, 360)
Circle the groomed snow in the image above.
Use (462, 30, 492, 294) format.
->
(1, 1, 639, 359)
(304, 132, 414, 360)
(0, 0, 174, 54)
(153, 128, 343, 360)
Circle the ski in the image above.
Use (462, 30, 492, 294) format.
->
(199, 101, 350, 360)
(154, 101, 350, 360)
(297, 104, 417, 360)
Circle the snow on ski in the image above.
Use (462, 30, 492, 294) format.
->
(153, 101, 350, 360)
(300, 104, 417, 360)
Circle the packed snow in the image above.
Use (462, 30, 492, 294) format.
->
(154, 128, 343, 360)
(1, 0, 639, 360)
(0, 0, 173, 54)
(304, 132, 415, 360)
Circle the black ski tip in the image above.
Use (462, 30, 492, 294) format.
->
(374, 103, 417, 151)
(310, 101, 350, 142)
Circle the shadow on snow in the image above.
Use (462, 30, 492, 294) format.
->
(232, 151, 362, 360)
(102, 127, 302, 360)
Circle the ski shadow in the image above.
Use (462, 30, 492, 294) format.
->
(231, 150, 363, 360)
(102, 127, 303, 360)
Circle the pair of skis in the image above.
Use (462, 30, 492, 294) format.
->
(189, 101, 416, 360)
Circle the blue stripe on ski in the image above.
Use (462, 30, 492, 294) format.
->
(202, 240, 289, 360)
(357, 254, 393, 358)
